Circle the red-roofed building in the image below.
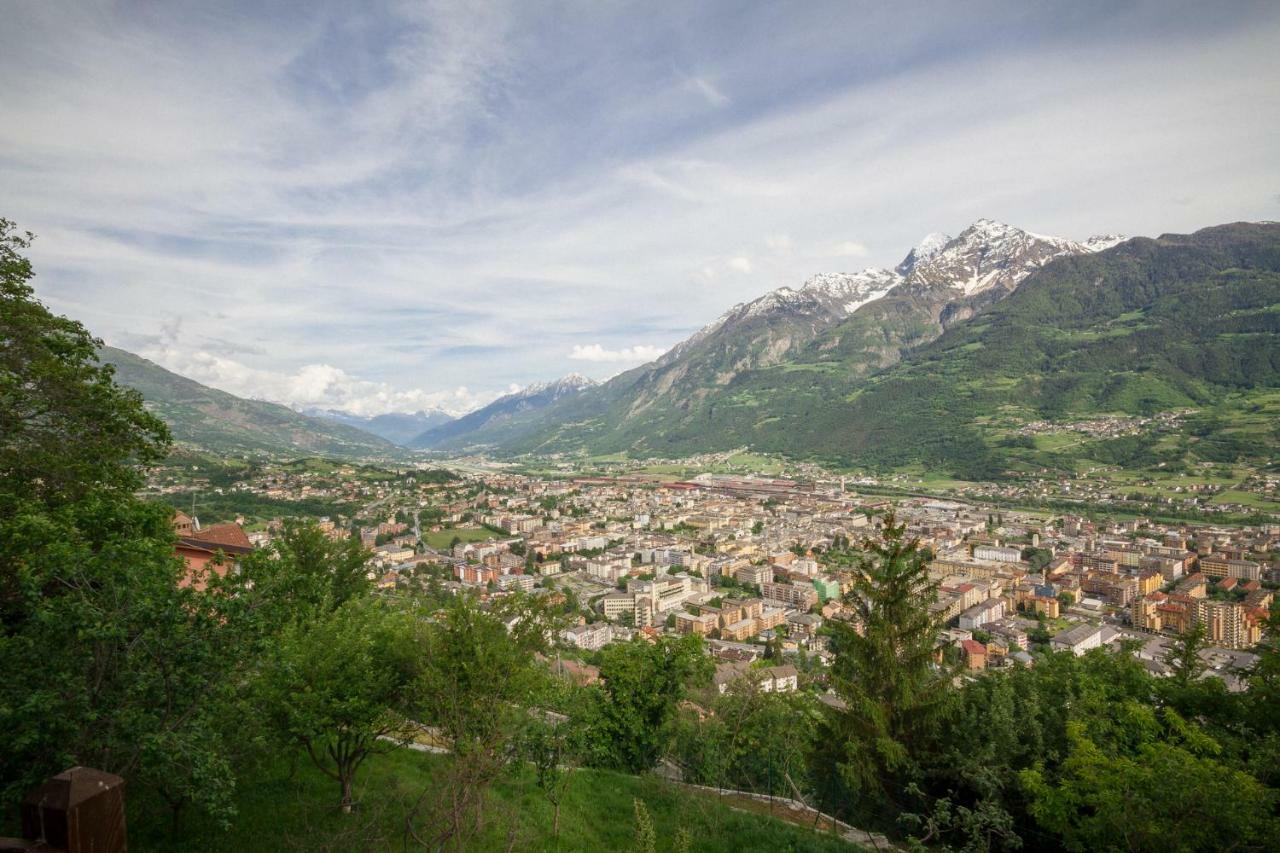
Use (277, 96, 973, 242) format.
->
(961, 639, 988, 671)
(174, 515, 253, 590)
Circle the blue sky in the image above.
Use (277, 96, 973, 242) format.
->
(3, 0, 1279, 415)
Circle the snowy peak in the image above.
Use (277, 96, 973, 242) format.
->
(906, 218, 1100, 297)
(1082, 234, 1127, 253)
(895, 231, 951, 276)
(519, 373, 598, 399)
(658, 218, 1126, 369)
(656, 268, 900, 367)
(697, 268, 902, 331)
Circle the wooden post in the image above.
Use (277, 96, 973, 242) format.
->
(18, 767, 126, 853)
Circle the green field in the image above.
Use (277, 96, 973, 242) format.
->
(423, 526, 501, 550)
(128, 748, 861, 852)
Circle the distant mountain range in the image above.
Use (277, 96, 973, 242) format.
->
(410, 374, 597, 449)
(305, 408, 454, 446)
(410, 219, 1135, 453)
(412, 219, 1280, 478)
(99, 347, 399, 458)
(102, 219, 1280, 478)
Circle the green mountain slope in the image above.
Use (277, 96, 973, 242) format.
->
(433, 220, 1125, 458)
(99, 346, 398, 458)
(815, 221, 1280, 476)
(484, 222, 1280, 477)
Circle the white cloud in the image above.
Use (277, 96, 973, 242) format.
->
(4, 2, 1279, 418)
(832, 240, 869, 257)
(132, 339, 499, 417)
(568, 344, 665, 363)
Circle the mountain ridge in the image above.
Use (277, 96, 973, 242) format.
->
(99, 346, 399, 458)
(418, 218, 1129, 454)
(410, 373, 598, 449)
(305, 408, 454, 447)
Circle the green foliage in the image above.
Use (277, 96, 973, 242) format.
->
(255, 599, 418, 812)
(1163, 623, 1209, 690)
(0, 223, 250, 827)
(584, 635, 713, 772)
(1021, 718, 1277, 852)
(238, 520, 371, 624)
(816, 517, 957, 818)
(401, 594, 559, 848)
(0, 220, 170, 507)
(673, 687, 821, 798)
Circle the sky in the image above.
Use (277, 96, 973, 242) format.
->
(3, 1, 1279, 416)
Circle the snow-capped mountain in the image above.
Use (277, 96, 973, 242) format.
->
(409, 373, 597, 449)
(895, 231, 951, 276)
(904, 219, 1125, 297)
(661, 219, 1123, 374)
(660, 269, 899, 368)
(1082, 234, 1126, 253)
(402, 217, 1133, 455)
(517, 373, 597, 399)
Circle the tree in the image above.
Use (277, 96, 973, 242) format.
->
(405, 594, 556, 848)
(816, 516, 956, 820)
(0, 222, 252, 828)
(1021, 717, 1278, 851)
(0, 219, 169, 512)
(675, 686, 821, 799)
(256, 599, 417, 813)
(240, 519, 371, 624)
(521, 687, 583, 839)
(1163, 623, 1208, 690)
(585, 635, 712, 772)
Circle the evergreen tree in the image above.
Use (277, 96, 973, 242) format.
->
(1163, 623, 1209, 689)
(816, 515, 955, 820)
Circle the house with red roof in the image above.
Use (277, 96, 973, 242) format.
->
(173, 512, 254, 590)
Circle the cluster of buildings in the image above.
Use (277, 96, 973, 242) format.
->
(163, 458, 1277, 695)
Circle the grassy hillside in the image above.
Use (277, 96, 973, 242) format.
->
(100, 346, 399, 459)
(127, 748, 861, 852)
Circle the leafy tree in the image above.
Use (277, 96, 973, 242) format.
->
(1021, 716, 1278, 851)
(0, 222, 250, 827)
(0, 219, 169, 512)
(404, 594, 555, 848)
(816, 516, 956, 820)
(255, 598, 417, 813)
(585, 635, 712, 772)
(239, 519, 371, 624)
(675, 686, 821, 798)
(521, 687, 583, 839)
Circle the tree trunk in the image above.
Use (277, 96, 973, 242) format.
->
(553, 801, 561, 837)
(340, 774, 354, 814)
